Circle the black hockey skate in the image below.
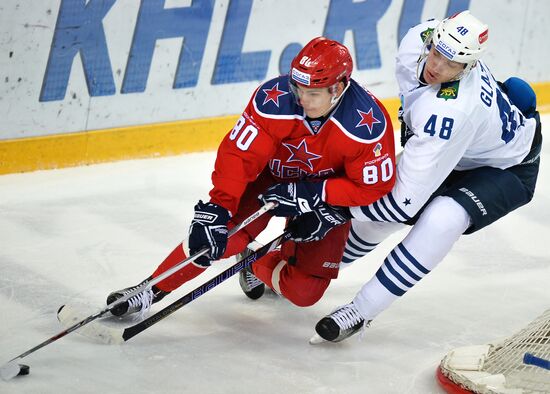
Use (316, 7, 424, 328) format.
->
(238, 242, 265, 300)
(107, 277, 169, 317)
(313, 302, 370, 343)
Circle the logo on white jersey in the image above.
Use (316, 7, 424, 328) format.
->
(436, 81, 460, 100)
(420, 27, 434, 43)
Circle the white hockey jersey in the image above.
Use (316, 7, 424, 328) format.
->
(351, 20, 537, 223)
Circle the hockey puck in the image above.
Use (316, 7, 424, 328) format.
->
(17, 364, 30, 376)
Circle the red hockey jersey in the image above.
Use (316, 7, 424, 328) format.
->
(209, 76, 396, 215)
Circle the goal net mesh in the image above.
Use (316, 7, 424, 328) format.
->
(438, 309, 550, 393)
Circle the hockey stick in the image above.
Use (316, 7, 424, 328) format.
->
(0, 203, 275, 381)
(142, 201, 276, 292)
(59, 230, 293, 344)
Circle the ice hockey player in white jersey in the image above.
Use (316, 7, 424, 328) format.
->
(309, 11, 542, 343)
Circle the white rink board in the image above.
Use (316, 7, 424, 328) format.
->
(1, 0, 549, 139)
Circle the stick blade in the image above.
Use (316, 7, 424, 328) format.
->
(0, 361, 23, 381)
(57, 305, 124, 345)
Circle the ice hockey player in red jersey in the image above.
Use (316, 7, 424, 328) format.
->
(106, 36, 396, 315)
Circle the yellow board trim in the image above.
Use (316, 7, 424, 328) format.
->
(0, 115, 240, 175)
(0, 82, 547, 175)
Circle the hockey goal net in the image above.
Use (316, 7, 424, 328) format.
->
(436, 309, 550, 394)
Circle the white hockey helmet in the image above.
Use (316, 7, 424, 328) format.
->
(432, 11, 489, 74)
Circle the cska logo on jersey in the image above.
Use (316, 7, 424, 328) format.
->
(262, 82, 288, 107)
(283, 139, 322, 170)
(355, 108, 381, 134)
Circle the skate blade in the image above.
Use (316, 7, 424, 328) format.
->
(308, 333, 328, 345)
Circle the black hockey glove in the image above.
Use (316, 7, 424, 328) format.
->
(288, 202, 352, 242)
(260, 181, 323, 217)
(188, 200, 230, 267)
(398, 106, 414, 147)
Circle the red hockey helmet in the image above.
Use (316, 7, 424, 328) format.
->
(290, 37, 353, 89)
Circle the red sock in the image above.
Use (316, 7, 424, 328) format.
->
(151, 243, 206, 292)
(251, 250, 282, 289)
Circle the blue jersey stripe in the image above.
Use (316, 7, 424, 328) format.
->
(387, 193, 411, 221)
(359, 206, 380, 221)
(379, 197, 402, 222)
(349, 226, 378, 247)
(342, 255, 359, 264)
(343, 248, 367, 259)
(346, 237, 376, 254)
(372, 202, 390, 221)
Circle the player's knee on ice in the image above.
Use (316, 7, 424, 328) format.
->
(278, 264, 331, 307)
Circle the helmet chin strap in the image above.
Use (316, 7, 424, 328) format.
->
(415, 32, 433, 85)
(416, 56, 429, 86)
(324, 80, 350, 115)
(295, 80, 350, 118)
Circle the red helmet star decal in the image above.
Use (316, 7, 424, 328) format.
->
(355, 108, 381, 133)
(283, 140, 322, 170)
(262, 82, 288, 107)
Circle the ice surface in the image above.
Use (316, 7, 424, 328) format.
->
(1, 115, 549, 393)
